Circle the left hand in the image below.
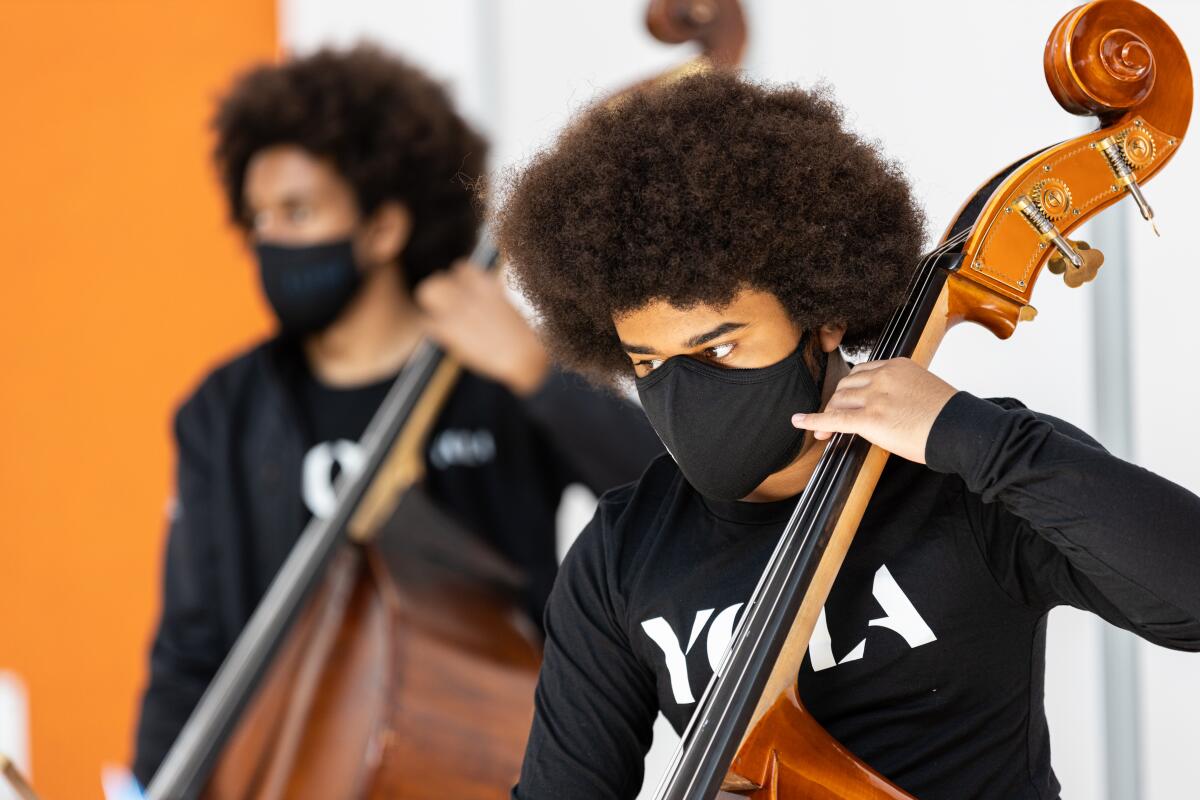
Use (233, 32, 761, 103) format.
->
(791, 357, 958, 464)
(415, 261, 550, 396)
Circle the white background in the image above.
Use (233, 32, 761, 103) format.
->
(282, 2, 1200, 797)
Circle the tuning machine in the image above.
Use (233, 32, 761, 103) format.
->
(1097, 128, 1159, 236)
(1046, 238, 1104, 288)
(1012, 195, 1104, 287)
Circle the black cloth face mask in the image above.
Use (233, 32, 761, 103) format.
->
(255, 238, 363, 336)
(634, 335, 827, 501)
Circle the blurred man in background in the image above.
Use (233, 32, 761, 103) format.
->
(132, 44, 660, 785)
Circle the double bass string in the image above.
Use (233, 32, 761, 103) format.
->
(654, 227, 969, 799)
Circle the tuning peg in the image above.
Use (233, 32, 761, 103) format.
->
(1064, 243, 1105, 288)
(1046, 238, 1093, 269)
(1046, 239, 1104, 287)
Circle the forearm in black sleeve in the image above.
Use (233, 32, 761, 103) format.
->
(522, 368, 663, 493)
(514, 512, 658, 799)
(133, 401, 228, 785)
(926, 391, 1200, 648)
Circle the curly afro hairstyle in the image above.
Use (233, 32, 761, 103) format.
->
(496, 71, 926, 383)
(213, 44, 487, 289)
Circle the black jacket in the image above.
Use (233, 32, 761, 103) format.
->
(133, 338, 662, 785)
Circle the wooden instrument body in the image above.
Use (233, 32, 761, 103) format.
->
(664, 2, 1191, 797)
(205, 494, 542, 800)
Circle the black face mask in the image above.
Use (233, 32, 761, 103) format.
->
(255, 238, 363, 336)
(634, 336, 827, 501)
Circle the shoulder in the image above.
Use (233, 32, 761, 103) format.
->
(565, 455, 683, 569)
(174, 337, 280, 439)
(553, 453, 683, 632)
(593, 453, 684, 538)
(567, 454, 683, 575)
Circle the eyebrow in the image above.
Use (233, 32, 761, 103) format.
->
(621, 322, 747, 355)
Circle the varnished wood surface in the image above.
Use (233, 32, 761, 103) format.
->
(203, 491, 541, 800)
(646, 0, 747, 68)
(961, 0, 1190, 317)
(730, 689, 913, 799)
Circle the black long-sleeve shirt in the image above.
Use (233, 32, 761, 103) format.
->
(513, 393, 1200, 799)
(132, 337, 662, 786)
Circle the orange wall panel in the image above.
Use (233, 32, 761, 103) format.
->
(0, 2, 276, 797)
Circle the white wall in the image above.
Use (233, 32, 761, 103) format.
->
(1124, 5, 1200, 795)
(282, 2, 1199, 797)
(0, 672, 29, 800)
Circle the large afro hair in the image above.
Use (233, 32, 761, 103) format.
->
(213, 44, 487, 288)
(496, 70, 927, 384)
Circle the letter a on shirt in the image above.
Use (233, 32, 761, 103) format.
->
(808, 564, 937, 672)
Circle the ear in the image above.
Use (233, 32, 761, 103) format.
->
(816, 323, 847, 353)
(355, 201, 412, 267)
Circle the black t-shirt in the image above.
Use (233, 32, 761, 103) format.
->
(298, 367, 394, 447)
(295, 367, 395, 522)
(514, 393, 1200, 800)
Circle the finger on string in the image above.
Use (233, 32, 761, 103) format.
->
(792, 408, 861, 434)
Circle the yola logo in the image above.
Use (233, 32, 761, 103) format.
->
(640, 565, 936, 705)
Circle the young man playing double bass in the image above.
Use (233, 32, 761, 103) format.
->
(496, 71, 1200, 798)
(132, 45, 661, 786)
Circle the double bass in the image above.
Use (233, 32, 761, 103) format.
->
(647, 1, 1191, 797)
(143, 3, 748, 799)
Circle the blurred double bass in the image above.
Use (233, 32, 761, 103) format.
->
(646, 1, 1191, 798)
(143, 3, 747, 799)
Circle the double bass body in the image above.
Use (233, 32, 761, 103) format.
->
(207, 489, 542, 800)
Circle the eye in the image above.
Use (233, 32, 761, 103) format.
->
(704, 342, 735, 361)
(286, 204, 312, 224)
(634, 358, 664, 376)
